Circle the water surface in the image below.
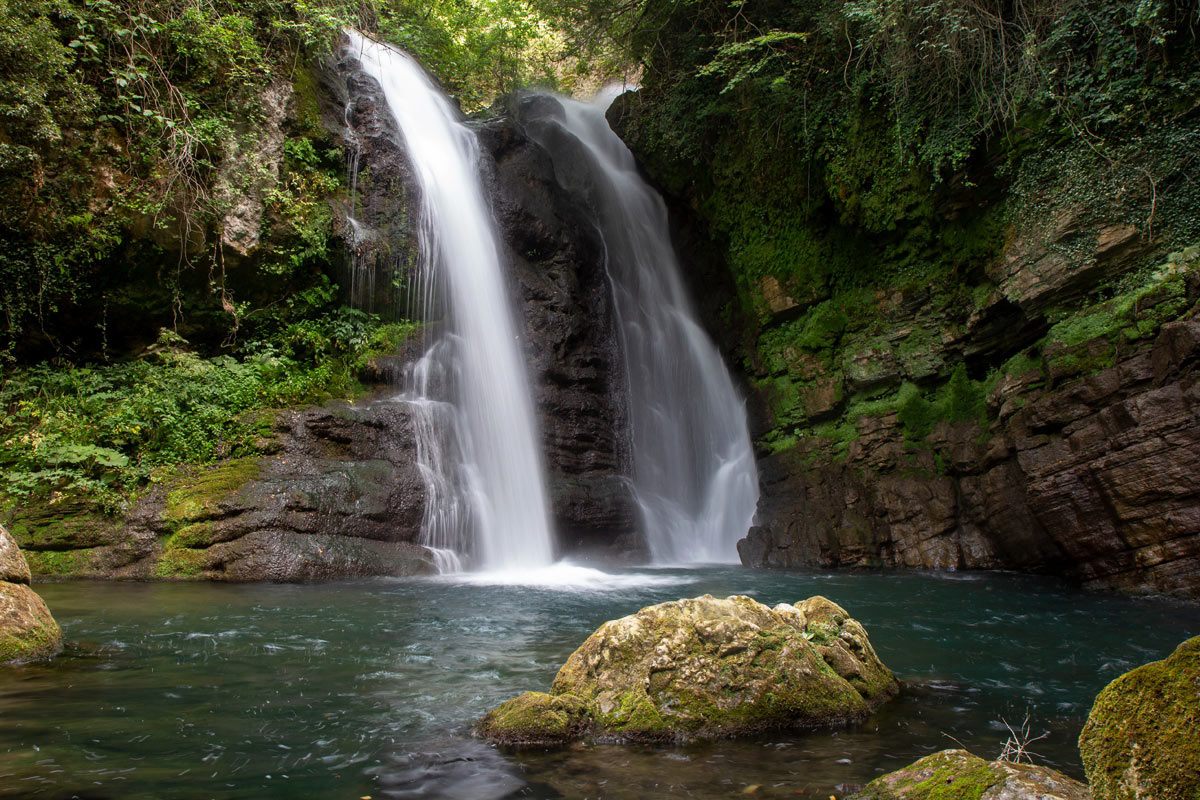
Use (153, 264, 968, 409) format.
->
(2, 567, 1198, 799)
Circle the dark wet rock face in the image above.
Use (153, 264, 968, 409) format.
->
(480, 96, 639, 556)
(741, 285, 1200, 598)
(10, 402, 434, 582)
(319, 44, 422, 316)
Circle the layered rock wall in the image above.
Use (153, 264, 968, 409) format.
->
(740, 266, 1200, 597)
(8, 404, 433, 581)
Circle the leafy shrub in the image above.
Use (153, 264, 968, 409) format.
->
(0, 310, 413, 509)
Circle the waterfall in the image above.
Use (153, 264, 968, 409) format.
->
(524, 92, 759, 564)
(346, 31, 555, 571)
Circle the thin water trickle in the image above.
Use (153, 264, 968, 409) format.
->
(346, 31, 554, 572)
(524, 91, 759, 564)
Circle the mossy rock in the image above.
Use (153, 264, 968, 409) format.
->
(0, 582, 64, 664)
(1079, 635, 1200, 800)
(848, 749, 1089, 800)
(475, 692, 588, 745)
(22, 547, 100, 577)
(152, 547, 211, 580)
(5, 497, 124, 552)
(478, 594, 898, 745)
(1, 525, 64, 664)
(164, 458, 262, 528)
(0, 526, 30, 584)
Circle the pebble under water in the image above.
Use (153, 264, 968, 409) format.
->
(2, 567, 1199, 799)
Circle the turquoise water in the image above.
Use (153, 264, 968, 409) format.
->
(2, 567, 1198, 799)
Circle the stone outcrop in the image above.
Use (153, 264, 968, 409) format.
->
(7, 402, 434, 581)
(477, 594, 897, 744)
(1, 525, 63, 663)
(740, 261, 1200, 597)
(1078, 636, 1200, 800)
(848, 749, 1091, 800)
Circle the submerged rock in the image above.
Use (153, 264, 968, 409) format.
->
(848, 749, 1090, 800)
(477, 594, 897, 744)
(1078, 635, 1200, 800)
(0, 525, 63, 664)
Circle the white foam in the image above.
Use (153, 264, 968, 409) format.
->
(424, 561, 697, 591)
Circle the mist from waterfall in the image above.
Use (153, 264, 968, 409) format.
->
(346, 31, 554, 572)
(526, 91, 759, 564)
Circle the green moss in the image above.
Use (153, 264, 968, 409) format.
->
(167, 522, 218, 549)
(1044, 248, 1198, 358)
(5, 498, 120, 551)
(856, 750, 1005, 800)
(22, 548, 96, 576)
(164, 458, 261, 528)
(152, 547, 209, 579)
(599, 691, 671, 737)
(1079, 636, 1200, 800)
(475, 692, 586, 744)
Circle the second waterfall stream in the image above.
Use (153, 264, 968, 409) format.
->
(522, 91, 759, 564)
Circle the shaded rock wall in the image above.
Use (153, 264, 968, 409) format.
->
(480, 96, 639, 556)
(9, 403, 433, 581)
(741, 294, 1200, 598)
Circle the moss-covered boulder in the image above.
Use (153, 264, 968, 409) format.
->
(477, 594, 898, 745)
(476, 692, 589, 745)
(1078, 636, 1200, 800)
(0, 525, 63, 664)
(848, 749, 1090, 800)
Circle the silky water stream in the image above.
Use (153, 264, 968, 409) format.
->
(2, 569, 1198, 799)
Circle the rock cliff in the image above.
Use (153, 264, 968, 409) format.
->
(8, 403, 433, 581)
(738, 256, 1200, 598)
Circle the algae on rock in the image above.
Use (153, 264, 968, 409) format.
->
(0, 524, 63, 664)
(478, 594, 897, 745)
(848, 749, 1090, 800)
(1079, 635, 1200, 800)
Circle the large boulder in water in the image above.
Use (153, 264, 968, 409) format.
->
(1, 524, 63, 663)
(848, 749, 1090, 800)
(1078, 635, 1200, 800)
(477, 594, 898, 744)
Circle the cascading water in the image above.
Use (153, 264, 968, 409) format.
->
(346, 31, 554, 572)
(524, 92, 759, 564)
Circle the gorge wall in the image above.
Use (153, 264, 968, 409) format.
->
(5, 6, 1200, 597)
(609, 0, 1200, 597)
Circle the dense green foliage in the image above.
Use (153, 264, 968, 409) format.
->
(0, 314, 414, 508)
(0, 0, 594, 508)
(0, 0, 588, 362)
(604, 0, 1200, 455)
(619, 0, 1199, 299)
